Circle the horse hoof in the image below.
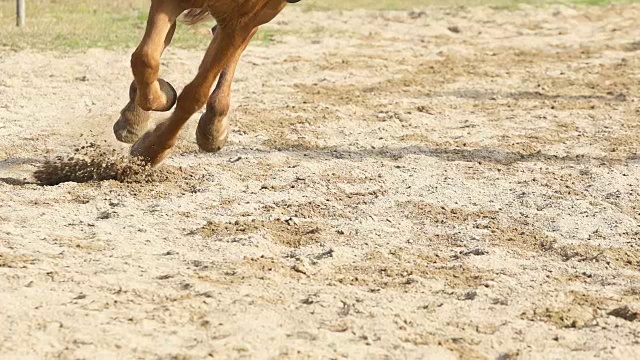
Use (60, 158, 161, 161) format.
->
(130, 123, 175, 167)
(155, 78, 178, 112)
(113, 100, 150, 144)
(196, 113, 229, 153)
(114, 116, 148, 144)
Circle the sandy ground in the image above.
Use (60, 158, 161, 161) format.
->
(1, 4, 640, 359)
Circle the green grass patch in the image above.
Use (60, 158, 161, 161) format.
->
(305, 0, 640, 9)
(569, 0, 611, 4)
(0, 0, 638, 51)
(301, 0, 519, 10)
(0, 0, 280, 51)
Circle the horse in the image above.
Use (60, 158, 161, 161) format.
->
(113, 0, 300, 166)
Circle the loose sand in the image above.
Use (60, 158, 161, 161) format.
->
(1, 4, 639, 359)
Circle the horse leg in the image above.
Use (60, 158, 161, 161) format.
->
(130, 1, 287, 166)
(195, 26, 257, 153)
(113, 0, 183, 143)
(130, 26, 256, 165)
(196, 1, 291, 153)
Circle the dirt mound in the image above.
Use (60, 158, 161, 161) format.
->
(199, 218, 324, 248)
(33, 142, 172, 186)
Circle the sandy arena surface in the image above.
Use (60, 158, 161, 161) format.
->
(1, 4, 640, 359)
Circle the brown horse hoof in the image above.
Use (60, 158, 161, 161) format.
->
(155, 78, 178, 112)
(114, 116, 148, 144)
(196, 113, 229, 153)
(130, 123, 175, 167)
(113, 98, 150, 144)
(131, 78, 177, 112)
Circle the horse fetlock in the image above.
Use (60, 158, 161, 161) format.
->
(205, 98, 230, 119)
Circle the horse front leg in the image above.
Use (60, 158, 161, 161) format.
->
(113, 0, 184, 144)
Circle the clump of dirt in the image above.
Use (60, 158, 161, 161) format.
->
(403, 201, 498, 225)
(199, 218, 323, 248)
(262, 200, 353, 220)
(240, 256, 305, 279)
(262, 137, 325, 152)
(608, 305, 640, 322)
(0, 253, 37, 268)
(530, 240, 640, 271)
(521, 305, 598, 329)
(403, 333, 488, 360)
(331, 249, 487, 290)
(520, 291, 616, 328)
(33, 142, 174, 186)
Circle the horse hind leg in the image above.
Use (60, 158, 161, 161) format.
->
(196, 27, 257, 153)
(113, 0, 183, 143)
(197, 1, 288, 153)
